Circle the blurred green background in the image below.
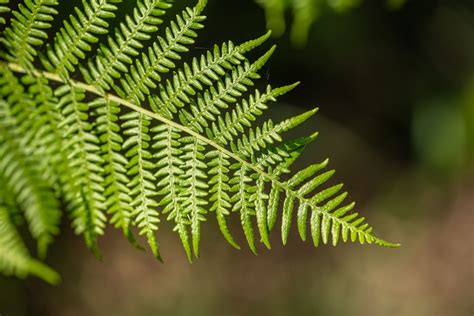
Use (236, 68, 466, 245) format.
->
(1, 0, 473, 315)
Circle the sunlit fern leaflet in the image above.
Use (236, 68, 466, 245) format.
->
(0, 0, 398, 284)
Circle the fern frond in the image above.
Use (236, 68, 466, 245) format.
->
(0, 205, 60, 284)
(118, 0, 207, 103)
(263, 140, 311, 229)
(42, 0, 122, 78)
(81, 0, 173, 90)
(0, 0, 398, 279)
(55, 85, 106, 254)
(252, 134, 315, 237)
(2, 0, 58, 69)
(121, 111, 161, 259)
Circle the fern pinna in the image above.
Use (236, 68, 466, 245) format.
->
(0, 0, 398, 283)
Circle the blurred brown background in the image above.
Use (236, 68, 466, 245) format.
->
(1, 0, 473, 315)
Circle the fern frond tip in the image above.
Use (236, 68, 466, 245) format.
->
(195, 0, 208, 13)
(28, 259, 61, 285)
(239, 30, 272, 53)
(274, 81, 300, 96)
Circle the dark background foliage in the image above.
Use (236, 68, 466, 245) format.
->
(1, 0, 473, 315)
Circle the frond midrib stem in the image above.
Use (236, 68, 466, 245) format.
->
(2, 61, 398, 247)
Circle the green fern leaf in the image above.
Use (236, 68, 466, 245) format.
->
(81, 0, 173, 90)
(178, 46, 276, 132)
(90, 97, 137, 245)
(151, 123, 191, 259)
(230, 164, 257, 253)
(232, 108, 318, 159)
(20, 74, 67, 190)
(122, 111, 162, 260)
(42, 0, 122, 78)
(207, 150, 240, 250)
(148, 31, 271, 117)
(0, 72, 60, 257)
(118, 0, 207, 104)
(207, 82, 299, 145)
(179, 136, 208, 258)
(55, 85, 107, 254)
(0, 0, 398, 282)
(3, 0, 58, 69)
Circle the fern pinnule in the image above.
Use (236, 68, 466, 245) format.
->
(0, 0, 9, 25)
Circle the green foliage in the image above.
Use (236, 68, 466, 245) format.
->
(256, 0, 406, 46)
(42, 0, 122, 78)
(2, 0, 58, 69)
(0, 205, 60, 284)
(0, 0, 398, 283)
(256, 0, 360, 45)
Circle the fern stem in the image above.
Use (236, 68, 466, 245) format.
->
(3, 61, 399, 248)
